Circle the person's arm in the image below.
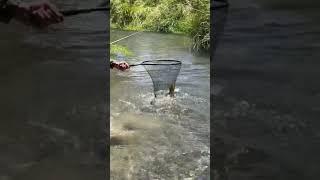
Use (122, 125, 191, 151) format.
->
(0, 0, 63, 27)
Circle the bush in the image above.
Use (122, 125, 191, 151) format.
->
(110, 44, 134, 59)
(110, 0, 210, 52)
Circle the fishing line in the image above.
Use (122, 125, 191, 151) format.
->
(110, 31, 142, 45)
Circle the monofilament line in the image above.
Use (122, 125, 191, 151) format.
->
(110, 32, 142, 45)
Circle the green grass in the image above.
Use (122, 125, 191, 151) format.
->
(110, 44, 134, 59)
(110, 0, 210, 52)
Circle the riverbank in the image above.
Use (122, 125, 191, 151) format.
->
(110, 0, 210, 52)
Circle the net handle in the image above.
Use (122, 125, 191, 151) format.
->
(129, 64, 140, 67)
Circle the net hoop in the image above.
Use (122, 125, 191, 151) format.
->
(141, 59, 182, 66)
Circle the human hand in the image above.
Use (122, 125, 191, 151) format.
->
(14, 1, 63, 27)
(111, 61, 130, 71)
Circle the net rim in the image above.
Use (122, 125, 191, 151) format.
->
(141, 59, 182, 66)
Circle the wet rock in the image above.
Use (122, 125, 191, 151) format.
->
(110, 135, 126, 146)
(110, 132, 136, 146)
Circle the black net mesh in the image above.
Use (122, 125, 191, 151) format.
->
(142, 60, 182, 97)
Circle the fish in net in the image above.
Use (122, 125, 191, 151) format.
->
(130, 60, 182, 97)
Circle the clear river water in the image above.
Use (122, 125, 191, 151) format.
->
(110, 29, 210, 179)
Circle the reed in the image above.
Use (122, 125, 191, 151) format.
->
(110, 0, 210, 52)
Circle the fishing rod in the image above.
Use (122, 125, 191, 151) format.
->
(61, 7, 109, 16)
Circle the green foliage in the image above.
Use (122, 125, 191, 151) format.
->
(110, 0, 210, 52)
(110, 44, 134, 59)
(190, 12, 210, 52)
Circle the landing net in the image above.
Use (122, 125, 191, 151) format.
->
(141, 60, 182, 97)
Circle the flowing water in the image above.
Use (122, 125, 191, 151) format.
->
(0, 0, 107, 179)
(213, 0, 320, 179)
(110, 30, 210, 179)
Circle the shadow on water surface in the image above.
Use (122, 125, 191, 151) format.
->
(0, 0, 107, 179)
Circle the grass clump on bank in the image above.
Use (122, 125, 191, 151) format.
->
(111, 0, 210, 52)
(111, 44, 134, 59)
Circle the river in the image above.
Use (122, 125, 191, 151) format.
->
(110, 30, 210, 179)
(213, 0, 320, 179)
(0, 0, 107, 179)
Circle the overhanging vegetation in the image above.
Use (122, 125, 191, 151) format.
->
(110, 0, 210, 52)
